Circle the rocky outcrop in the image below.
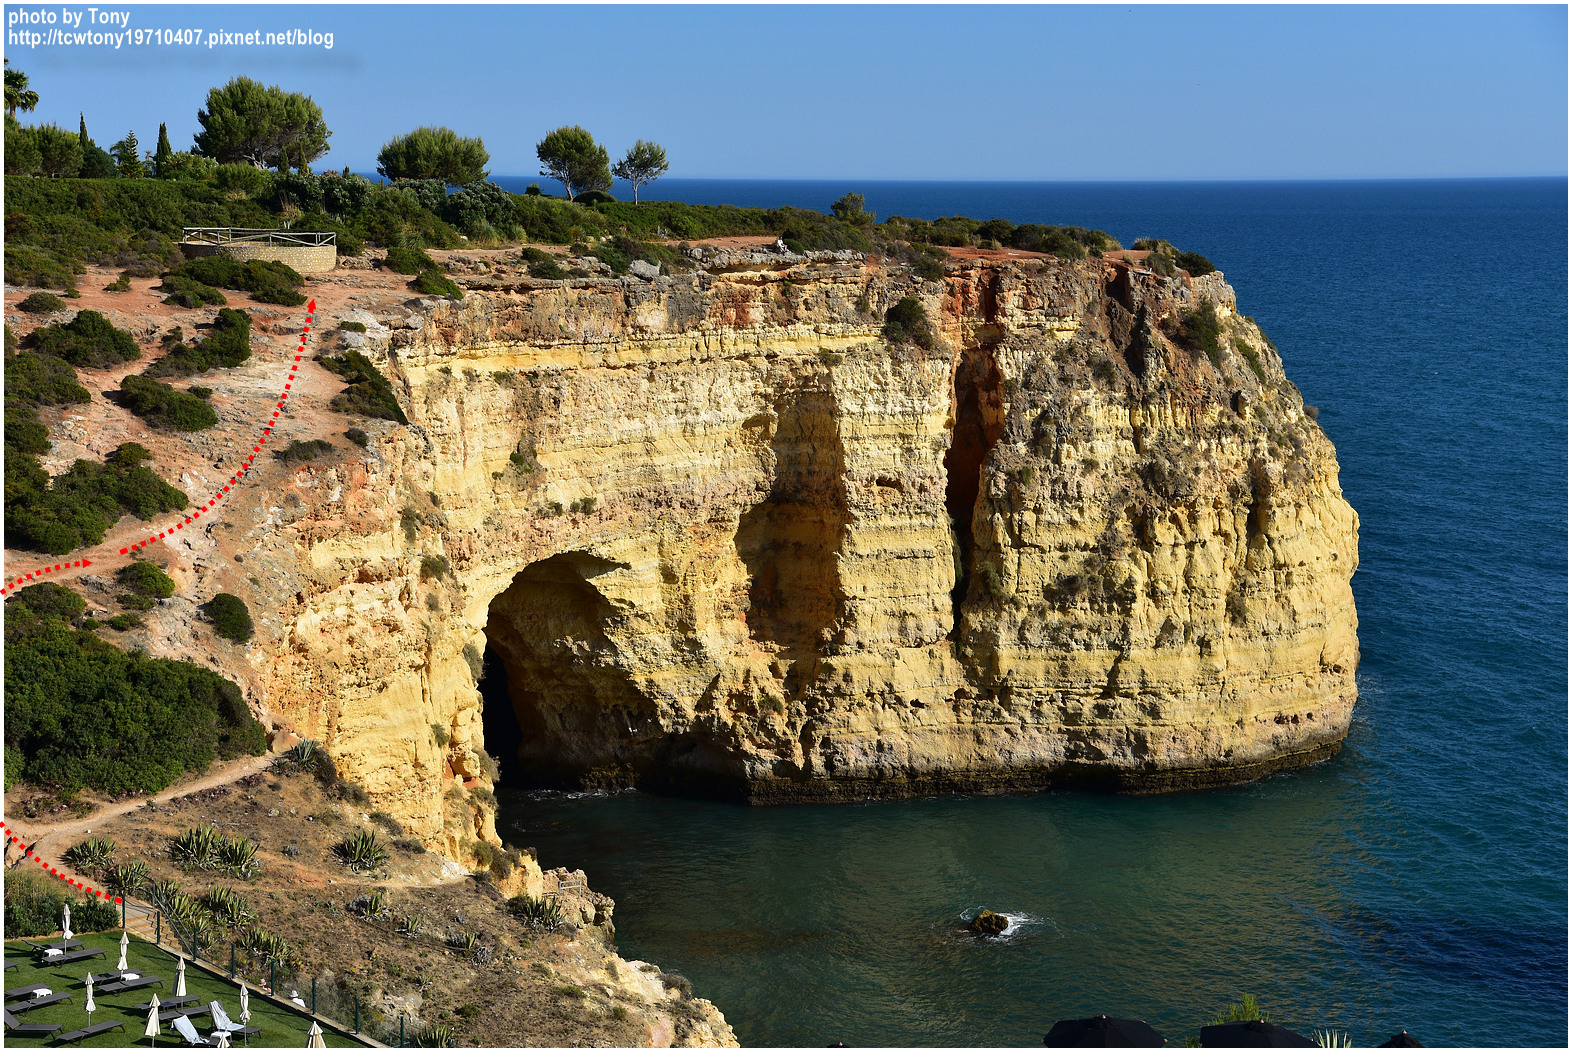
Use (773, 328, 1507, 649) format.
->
(248, 251, 1358, 843)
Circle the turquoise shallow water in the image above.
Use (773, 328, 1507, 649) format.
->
(495, 179, 1567, 1047)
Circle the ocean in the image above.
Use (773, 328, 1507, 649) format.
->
(493, 178, 1568, 1047)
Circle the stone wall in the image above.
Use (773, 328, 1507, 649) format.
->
(181, 241, 337, 275)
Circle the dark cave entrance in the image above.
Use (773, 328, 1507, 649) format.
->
(480, 552, 650, 788)
(944, 346, 1004, 631)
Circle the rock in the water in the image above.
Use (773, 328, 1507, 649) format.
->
(967, 909, 1009, 935)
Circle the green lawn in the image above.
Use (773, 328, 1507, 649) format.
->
(4, 931, 363, 1047)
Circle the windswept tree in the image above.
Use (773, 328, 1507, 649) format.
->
(5, 60, 39, 119)
(111, 130, 145, 178)
(535, 125, 611, 202)
(193, 77, 331, 171)
(611, 139, 669, 203)
(376, 126, 490, 185)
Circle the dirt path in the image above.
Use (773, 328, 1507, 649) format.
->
(3, 753, 274, 870)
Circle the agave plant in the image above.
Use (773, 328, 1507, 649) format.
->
(186, 912, 217, 954)
(508, 894, 564, 931)
(1314, 1030, 1352, 1049)
(349, 890, 389, 919)
(203, 886, 257, 930)
(273, 739, 321, 773)
(170, 826, 221, 870)
(333, 830, 389, 873)
(398, 914, 424, 937)
(107, 860, 150, 896)
(62, 837, 116, 876)
(415, 1024, 453, 1048)
(238, 927, 298, 969)
(217, 835, 261, 878)
(148, 878, 186, 913)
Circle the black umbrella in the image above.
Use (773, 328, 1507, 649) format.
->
(1044, 1015, 1166, 1047)
(1198, 1020, 1316, 1047)
(1378, 1031, 1424, 1048)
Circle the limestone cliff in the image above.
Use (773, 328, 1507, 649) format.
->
(250, 249, 1358, 842)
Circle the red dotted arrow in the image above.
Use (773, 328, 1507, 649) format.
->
(0, 300, 316, 598)
(0, 820, 122, 902)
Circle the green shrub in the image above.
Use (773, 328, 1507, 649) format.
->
(170, 256, 305, 306)
(344, 427, 369, 447)
(27, 309, 140, 369)
(6, 350, 91, 406)
(507, 894, 564, 931)
(18, 291, 67, 313)
(11, 582, 86, 621)
(4, 868, 120, 936)
(120, 374, 218, 431)
(339, 320, 367, 333)
(116, 560, 175, 600)
(275, 438, 334, 462)
(410, 268, 463, 299)
(381, 245, 437, 274)
(5, 441, 188, 555)
(528, 256, 567, 280)
(148, 308, 251, 376)
(159, 273, 227, 308)
(1176, 250, 1216, 276)
(5, 600, 265, 794)
(1180, 297, 1224, 364)
(104, 272, 132, 292)
(318, 350, 409, 423)
(882, 296, 935, 350)
(201, 592, 254, 643)
(105, 613, 143, 631)
(419, 553, 450, 581)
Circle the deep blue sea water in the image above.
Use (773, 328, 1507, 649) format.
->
(495, 179, 1568, 1047)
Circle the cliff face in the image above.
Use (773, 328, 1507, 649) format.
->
(254, 251, 1358, 840)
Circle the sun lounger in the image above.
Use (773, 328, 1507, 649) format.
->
(172, 1013, 217, 1047)
(55, 1019, 127, 1044)
(27, 940, 84, 953)
(82, 970, 136, 985)
(137, 995, 198, 1012)
(160, 1003, 212, 1023)
(210, 1001, 261, 1040)
(95, 974, 162, 994)
(4, 1008, 63, 1036)
(5, 990, 72, 1012)
(42, 948, 105, 966)
(4, 984, 50, 1000)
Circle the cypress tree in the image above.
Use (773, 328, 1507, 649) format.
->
(78, 112, 88, 153)
(154, 121, 172, 177)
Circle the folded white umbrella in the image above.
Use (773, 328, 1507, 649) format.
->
(175, 956, 187, 997)
(238, 984, 250, 1025)
(62, 902, 73, 941)
(215, 1032, 231, 1049)
(145, 990, 162, 1043)
(117, 931, 130, 971)
(306, 1020, 326, 1048)
(85, 974, 96, 1021)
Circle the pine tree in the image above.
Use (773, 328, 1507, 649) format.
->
(110, 130, 145, 178)
(154, 122, 173, 177)
(78, 112, 89, 153)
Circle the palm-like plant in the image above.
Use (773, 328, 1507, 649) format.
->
(5, 60, 39, 119)
(170, 826, 221, 869)
(203, 886, 257, 930)
(217, 836, 261, 878)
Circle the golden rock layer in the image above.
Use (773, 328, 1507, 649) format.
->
(255, 254, 1359, 846)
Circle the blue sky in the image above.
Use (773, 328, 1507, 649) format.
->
(5, 4, 1566, 180)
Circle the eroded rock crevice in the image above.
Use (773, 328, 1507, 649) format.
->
(944, 343, 1004, 631)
